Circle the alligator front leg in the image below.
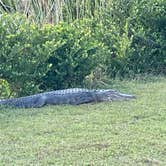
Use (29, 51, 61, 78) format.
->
(69, 92, 96, 105)
(31, 96, 46, 108)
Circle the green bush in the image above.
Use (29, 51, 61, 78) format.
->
(0, 79, 11, 99)
(0, 0, 165, 97)
(126, 0, 166, 75)
(100, 0, 166, 77)
(0, 14, 54, 96)
(41, 19, 102, 90)
(0, 14, 101, 96)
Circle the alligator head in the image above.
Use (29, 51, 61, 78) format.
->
(96, 89, 136, 102)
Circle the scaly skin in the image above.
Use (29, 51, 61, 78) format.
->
(0, 88, 135, 108)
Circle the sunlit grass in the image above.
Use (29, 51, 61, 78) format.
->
(0, 77, 166, 165)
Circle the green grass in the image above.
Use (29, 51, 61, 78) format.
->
(0, 77, 166, 165)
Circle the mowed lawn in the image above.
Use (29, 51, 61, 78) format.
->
(0, 77, 166, 165)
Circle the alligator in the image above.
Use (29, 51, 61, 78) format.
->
(0, 88, 135, 108)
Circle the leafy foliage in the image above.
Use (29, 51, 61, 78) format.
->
(0, 14, 101, 96)
(0, 0, 165, 97)
(125, 0, 166, 75)
(102, 0, 166, 77)
(0, 79, 11, 99)
(0, 14, 53, 96)
(41, 19, 101, 90)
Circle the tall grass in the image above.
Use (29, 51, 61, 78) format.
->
(0, 0, 113, 24)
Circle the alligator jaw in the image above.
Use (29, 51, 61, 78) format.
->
(96, 90, 136, 102)
(118, 93, 136, 99)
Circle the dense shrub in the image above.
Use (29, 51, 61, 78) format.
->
(0, 14, 54, 96)
(0, 79, 11, 99)
(0, 0, 165, 97)
(128, 0, 166, 74)
(40, 19, 102, 90)
(103, 0, 166, 77)
(0, 14, 101, 96)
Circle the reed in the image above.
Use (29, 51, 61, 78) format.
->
(0, 0, 114, 24)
